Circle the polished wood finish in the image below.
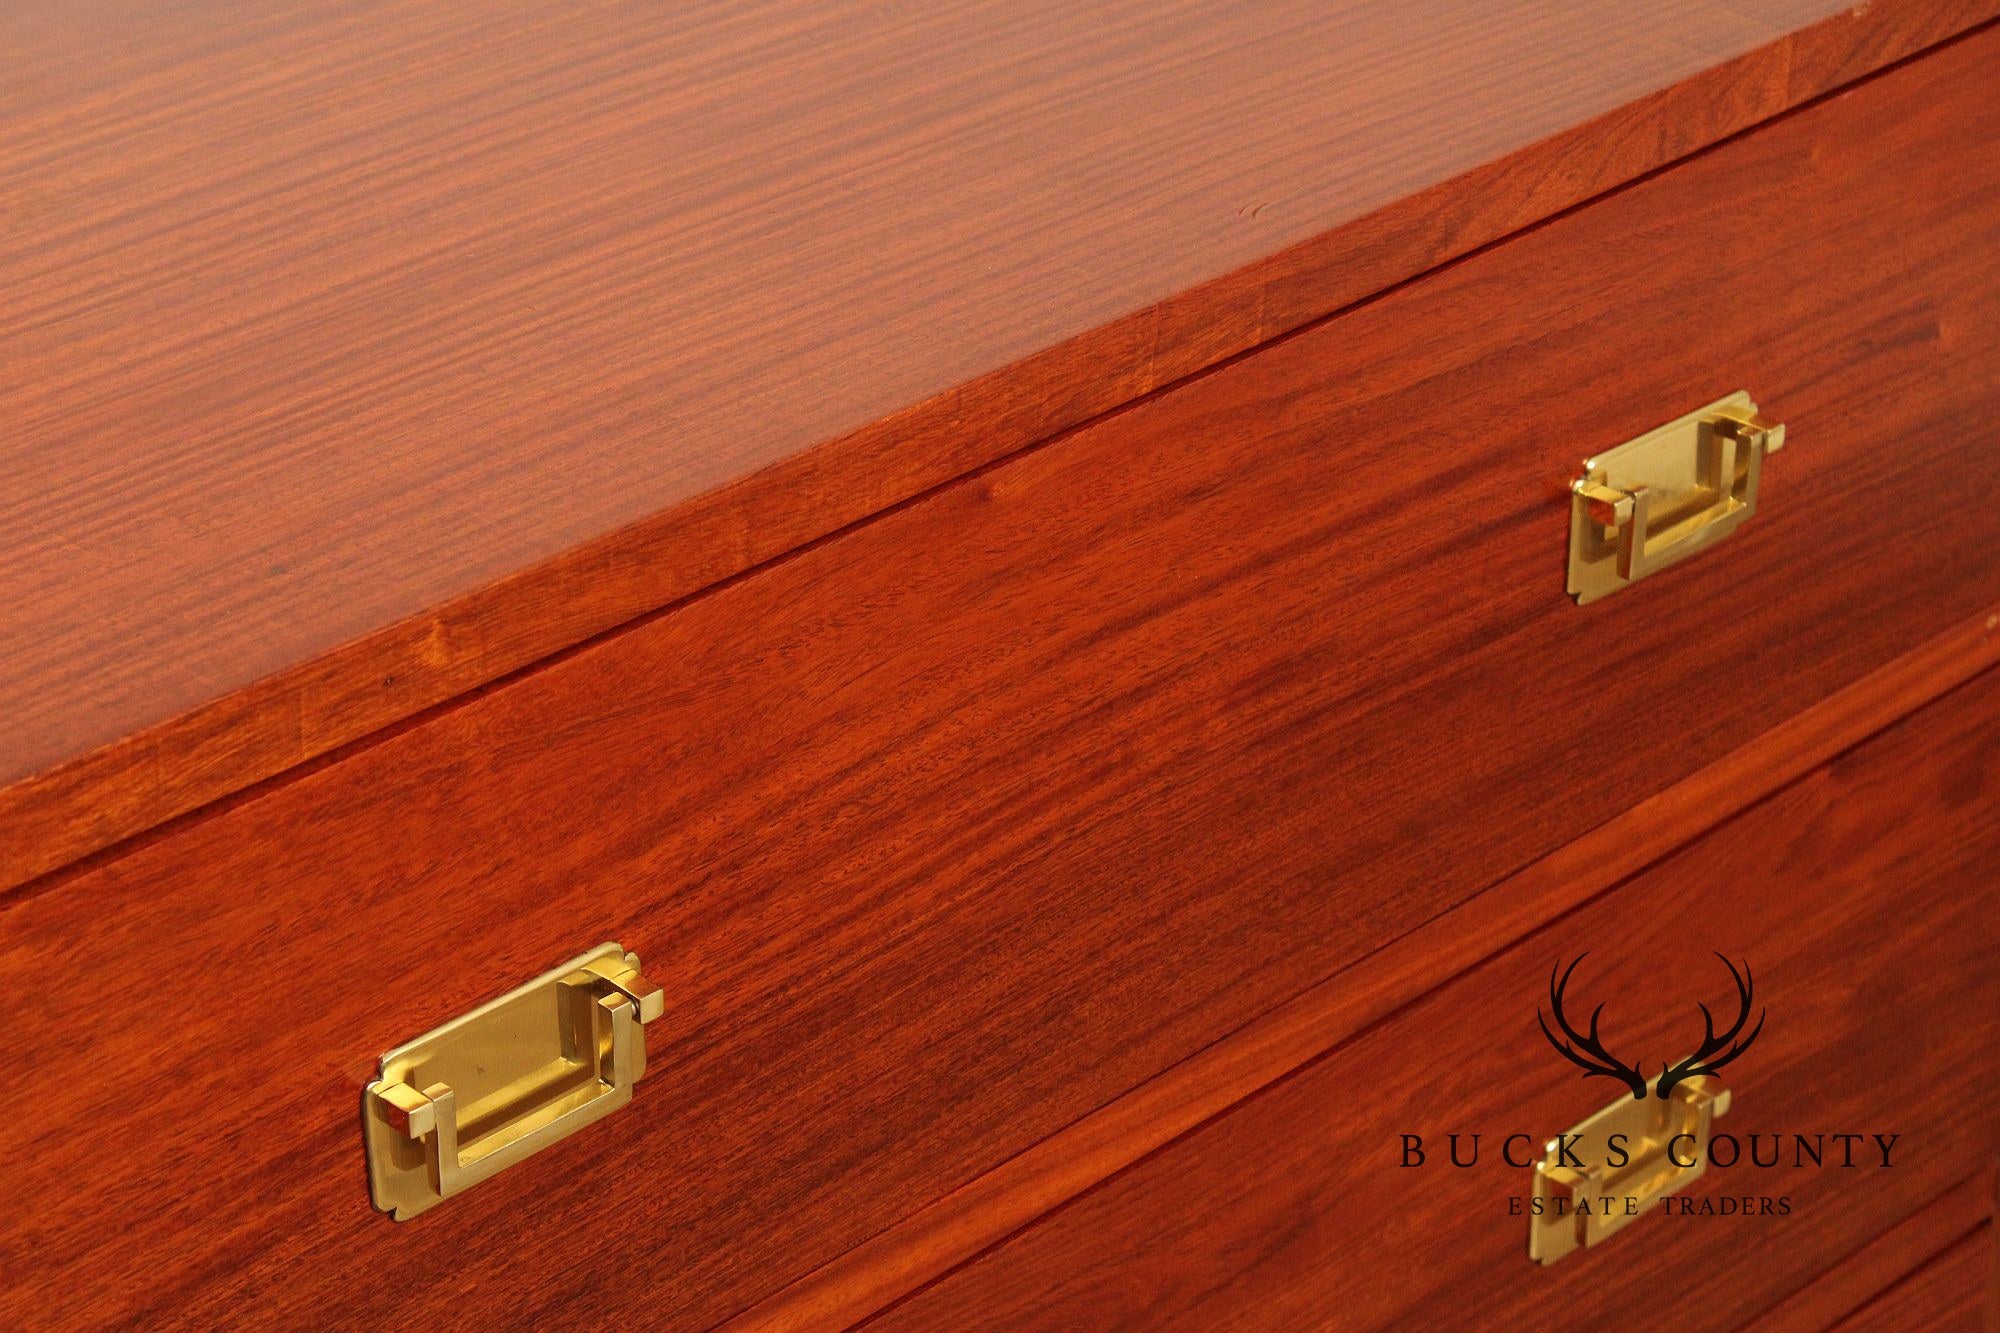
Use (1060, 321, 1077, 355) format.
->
(5, 0, 1994, 893)
(871, 666, 2000, 1329)
(2, 34, 1997, 1328)
(1748, 1175, 1992, 1329)
(1834, 1227, 1994, 1332)
(733, 607, 2000, 1331)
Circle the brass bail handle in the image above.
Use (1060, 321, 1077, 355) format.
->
(1530, 1075, 1734, 1265)
(1566, 392, 1786, 604)
(363, 946, 665, 1220)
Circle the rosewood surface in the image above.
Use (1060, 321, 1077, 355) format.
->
(734, 609, 2000, 1330)
(1747, 1176, 1993, 1329)
(1833, 1225, 1994, 1332)
(1, 34, 1996, 1329)
(4, 0, 1994, 891)
(873, 667, 2000, 1329)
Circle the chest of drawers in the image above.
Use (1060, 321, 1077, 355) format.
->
(2, 2, 1996, 1327)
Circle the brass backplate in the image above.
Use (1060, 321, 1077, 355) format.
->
(1529, 1075, 1731, 1264)
(1567, 391, 1785, 603)
(362, 942, 662, 1220)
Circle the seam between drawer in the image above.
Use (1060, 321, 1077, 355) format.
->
(1735, 1172, 1995, 1330)
(1826, 1221, 1995, 1329)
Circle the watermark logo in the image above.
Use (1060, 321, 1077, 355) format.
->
(1394, 949, 1899, 1261)
(1538, 951, 1765, 1100)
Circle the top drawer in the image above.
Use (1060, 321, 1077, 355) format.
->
(4, 32, 1998, 1330)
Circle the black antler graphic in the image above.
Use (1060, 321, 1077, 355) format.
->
(1654, 953, 1765, 1099)
(1538, 954, 1648, 1101)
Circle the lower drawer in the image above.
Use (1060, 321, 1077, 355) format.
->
(872, 665, 2000, 1328)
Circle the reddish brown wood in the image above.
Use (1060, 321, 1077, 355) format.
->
(2, 0, 1992, 892)
(731, 608, 2000, 1331)
(1835, 1227, 1994, 1332)
(871, 668, 2000, 1329)
(1748, 1176, 1991, 1329)
(1, 32, 1997, 1329)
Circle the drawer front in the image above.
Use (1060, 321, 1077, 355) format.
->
(873, 666, 2000, 1329)
(1746, 1176, 1994, 1328)
(3, 31, 1998, 1330)
(1833, 1226, 1995, 1332)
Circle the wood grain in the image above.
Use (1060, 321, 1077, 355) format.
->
(1747, 1175, 1992, 1329)
(4, 0, 1994, 892)
(2, 32, 1997, 1329)
(1834, 1227, 1994, 1331)
(732, 607, 2000, 1331)
(871, 667, 2000, 1330)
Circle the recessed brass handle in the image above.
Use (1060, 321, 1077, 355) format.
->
(1529, 1075, 1732, 1264)
(1568, 392, 1785, 603)
(362, 944, 663, 1220)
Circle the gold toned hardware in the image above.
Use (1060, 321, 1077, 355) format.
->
(1528, 1075, 1731, 1264)
(362, 943, 663, 1220)
(1567, 391, 1785, 603)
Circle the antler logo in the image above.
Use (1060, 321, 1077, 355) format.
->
(1538, 953, 1766, 1101)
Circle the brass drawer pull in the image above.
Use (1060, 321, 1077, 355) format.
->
(1529, 1075, 1731, 1263)
(1567, 391, 1785, 603)
(362, 944, 664, 1220)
